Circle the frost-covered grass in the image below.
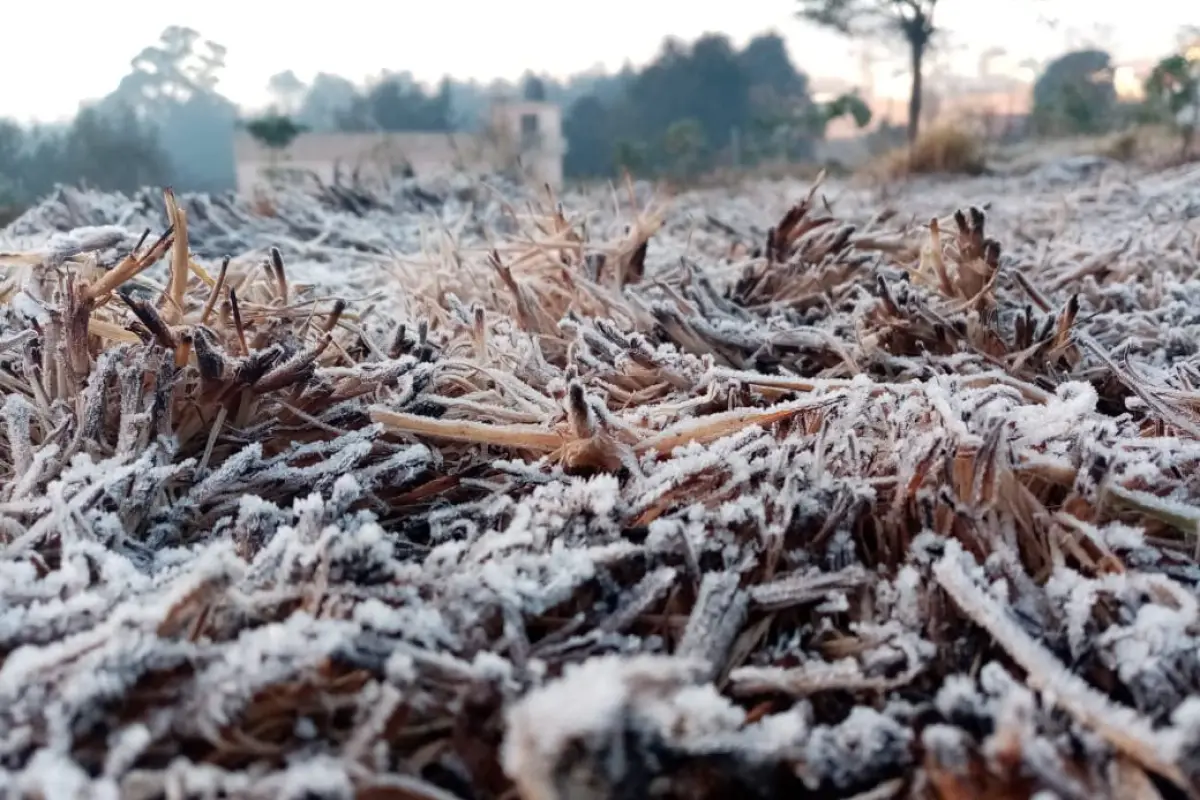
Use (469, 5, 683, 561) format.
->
(2, 162, 1200, 799)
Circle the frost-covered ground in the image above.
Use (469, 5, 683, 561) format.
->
(3, 159, 1200, 799)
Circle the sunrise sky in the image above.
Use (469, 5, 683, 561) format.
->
(2, 0, 1194, 122)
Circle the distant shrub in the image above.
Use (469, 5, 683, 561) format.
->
(243, 113, 307, 151)
(1094, 124, 1182, 165)
(871, 125, 986, 179)
(1104, 130, 1139, 162)
(1142, 53, 1199, 160)
(1031, 49, 1117, 137)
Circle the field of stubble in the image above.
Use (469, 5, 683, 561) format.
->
(2, 156, 1200, 799)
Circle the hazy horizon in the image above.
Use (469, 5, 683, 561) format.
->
(4, 0, 1194, 123)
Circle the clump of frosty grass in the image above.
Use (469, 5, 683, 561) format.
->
(3, 162, 1200, 799)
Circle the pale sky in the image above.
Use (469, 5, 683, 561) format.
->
(2, 0, 1193, 122)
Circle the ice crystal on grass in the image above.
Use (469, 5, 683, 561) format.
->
(4, 161, 1200, 797)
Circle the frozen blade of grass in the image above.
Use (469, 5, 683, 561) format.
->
(1, 394, 36, 480)
(675, 571, 748, 682)
(501, 655, 734, 800)
(3, 453, 150, 556)
(0, 328, 36, 355)
(1011, 268, 1053, 312)
(841, 780, 905, 800)
(370, 407, 562, 451)
(599, 566, 678, 634)
(933, 543, 1191, 790)
(1110, 757, 1169, 800)
(636, 395, 840, 455)
(1078, 333, 1200, 438)
(730, 660, 878, 697)
(162, 188, 190, 325)
(1105, 484, 1200, 557)
(748, 566, 870, 612)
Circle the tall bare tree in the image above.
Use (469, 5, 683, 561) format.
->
(797, 0, 937, 143)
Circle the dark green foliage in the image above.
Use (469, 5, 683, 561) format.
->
(295, 73, 361, 130)
(243, 114, 308, 150)
(0, 121, 30, 220)
(285, 71, 456, 134)
(336, 72, 453, 133)
(1143, 53, 1200, 156)
(59, 106, 172, 192)
(561, 32, 817, 180)
(738, 32, 808, 96)
(629, 35, 750, 154)
(0, 105, 170, 214)
(562, 96, 613, 176)
(817, 92, 873, 132)
(1145, 55, 1196, 116)
(614, 139, 650, 174)
(740, 91, 871, 168)
(738, 33, 818, 162)
(1031, 50, 1117, 136)
(662, 118, 708, 178)
(523, 75, 548, 102)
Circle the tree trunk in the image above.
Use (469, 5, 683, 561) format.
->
(907, 39, 925, 144)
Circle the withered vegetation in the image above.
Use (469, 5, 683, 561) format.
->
(871, 124, 989, 180)
(2, 164, 1200, 800)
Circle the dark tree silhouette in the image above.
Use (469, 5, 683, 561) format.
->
(337, 72, 452, 133)
(560, 32, 818, 179)
(267, 70, 307, 115)
(101, 25, 238, 191)
(1032, 50, 1116, 136)
(1144, 53, 1200, 158)
(61, 105, 172, 192)
(738, 32, 808, 96)
(522, 74, 548, 102)
(739, 33, 815, 162)
(297, 73, 359, 130)
(0, 103, 170, 213)
(797, 0, 937, 143)
(627, 34, 750, 154)
(562, 95, 613, 177)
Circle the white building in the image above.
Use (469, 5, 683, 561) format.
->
(234, 99, 566, 194)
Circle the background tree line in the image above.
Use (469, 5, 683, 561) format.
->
(0, 26, 837, 213)
(0, 26, 237, 216)
(2, 11, 1197, 223)
(275, 31, 839, 180)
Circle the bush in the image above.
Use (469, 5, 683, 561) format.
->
(1031, 50, 1117, 137)
(1142, 53, 1200, 161)
(870, 125, 986, 179)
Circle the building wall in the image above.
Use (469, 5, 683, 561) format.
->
(234, 131, 502, 193)
(234, 101, 567, 195)
(485, 100, 566, 188)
